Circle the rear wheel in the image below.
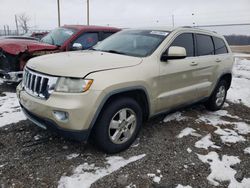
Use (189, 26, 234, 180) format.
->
(205, 80, 228, 111)
(92, 97, 142, 153)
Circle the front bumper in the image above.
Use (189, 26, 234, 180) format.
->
(0, 70, 23, 83)
(21, 105, 89, 141)
(16, 83, 102, 141)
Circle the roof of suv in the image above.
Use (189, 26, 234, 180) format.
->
(130, 26, 223, 38)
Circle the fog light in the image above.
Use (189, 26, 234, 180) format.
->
(53, 111, 69, 122)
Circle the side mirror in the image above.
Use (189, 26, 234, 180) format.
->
(72, 43, 83, 51)
(161, 46, 187, 61)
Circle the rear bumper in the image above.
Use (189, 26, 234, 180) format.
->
(21, 104, 90, 141)
(0, 70, 23, 83)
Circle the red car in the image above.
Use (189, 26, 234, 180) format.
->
(0, 25, 120, 82)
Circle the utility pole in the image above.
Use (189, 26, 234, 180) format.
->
(3, 25, 6, 35)
(7, 25, 10, 35)
(15, 15, 19, 35)
(87, 0, 89, 25)
(57, 0, 61, 27)
(172, 14, 175, 27)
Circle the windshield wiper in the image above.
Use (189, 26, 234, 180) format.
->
(102, 50, 126, 55)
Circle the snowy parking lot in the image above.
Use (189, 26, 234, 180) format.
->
(0, 58, 250, 188)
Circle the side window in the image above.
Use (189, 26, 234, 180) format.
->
(213, 37, 228, 54)
(196, 34, 214, 56)
(74, 33, 99, 49)
(169, 33, 194, 57)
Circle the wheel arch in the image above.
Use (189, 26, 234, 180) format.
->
(219, 73, 232, 90)
(87, 86, 151, 139)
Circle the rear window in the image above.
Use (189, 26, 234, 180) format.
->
(213, 37, 228, 54)
(196, 34, 214, 56)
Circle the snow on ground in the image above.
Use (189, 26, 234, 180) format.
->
(197, 151, 250, 187)
(177, 127, 201, 138)
(58, 154, 145, 188)
(195, 134, 220, 150)
(197, 110, 235, 126)
(66, 153, 80, 160)
(187, 148, 192, 153)
(147, 170, 163, 184)
(214, 127, 246, 144)
(163, 112, 188, 123)
(197, 109, 250, 144)
(244, 147, 250, 155)
(126, 183, 136, 188)
(228, 58, 250, 108)
(176, 185, 192, 188)
(0, 92, 26, 127)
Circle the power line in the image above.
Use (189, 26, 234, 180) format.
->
(196, 23, 250, 27)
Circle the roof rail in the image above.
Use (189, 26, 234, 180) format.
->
(178, 26, 218, 34)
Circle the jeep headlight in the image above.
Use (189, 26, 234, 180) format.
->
(55, 77, 93, 93)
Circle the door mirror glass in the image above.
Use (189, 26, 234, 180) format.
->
(161, 46, 187, 61)
(72, 43, 83, 51)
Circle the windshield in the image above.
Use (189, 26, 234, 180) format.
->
(93, 30, 169, 57)
(41, 27, 76, 46)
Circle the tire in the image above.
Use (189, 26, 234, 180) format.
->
(205, 79, 228, 111)
(92, 97, 142, 154)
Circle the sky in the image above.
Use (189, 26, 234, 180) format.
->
(0, 0, 250, 35)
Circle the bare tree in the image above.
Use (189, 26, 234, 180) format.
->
(17, 13, 30, 33)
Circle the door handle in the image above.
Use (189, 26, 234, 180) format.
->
(216, 59, 221, 63)
(190, 62, 198, 66)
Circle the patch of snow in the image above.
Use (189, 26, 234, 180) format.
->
(62, 145, 68, 150)
(197, 110, 249, 144)
(176, 185, 192, 188)
(126, 183, 136, 188)
(214, 128, 246, 144)
(163, 112, 188, 122)
(187, 148, 192, 153)
(228, 59, 250, 108)
(66, 153, 80, 160)
(177, 127, 201, 138)
(197, 151, 250, 187)
(34, 134, 42, 141)
(234, 122, 250, 135)
(244, 147, 250, 154)
(131, 138, 140, 148)
(58, 154, 145, 188)
(197, 110, 237, 126)
(0, 164, 6, 168)
(195, 134, 220, 150)
(0, 92, 26, 127)
(223, 102, 229, 107)
(147, 172, 162, 184)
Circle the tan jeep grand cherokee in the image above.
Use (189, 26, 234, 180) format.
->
(17, 27, 234, 153)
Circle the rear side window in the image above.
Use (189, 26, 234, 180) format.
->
(213, 37, 228, 54)
(170, 33, 194, 57)
(196, 34, 214, 56)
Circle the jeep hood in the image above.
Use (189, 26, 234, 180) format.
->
(27, 50, 143, 77)
(0, 39, 58, 55)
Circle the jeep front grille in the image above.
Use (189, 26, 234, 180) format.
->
(23, 68, 58, 99)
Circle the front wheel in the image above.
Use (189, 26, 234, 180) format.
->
(92, 97, 142, 153)
(205, 80, 228, 111)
